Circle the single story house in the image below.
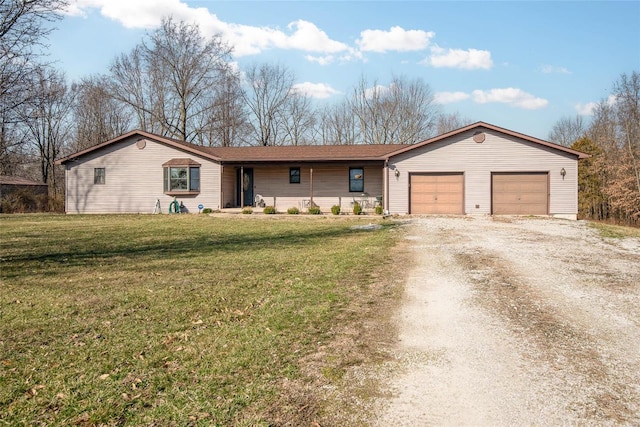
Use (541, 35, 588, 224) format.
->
(56, 121, 588, 219)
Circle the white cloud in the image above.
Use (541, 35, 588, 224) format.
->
(540, 64, 571, 74)
(575, 102, 597, 116)
(434, 91, 470, 104)
(472, 88, 548, 109)
(65, 0, 350, 57)
(364, 84, 391, 99)
(282, 20, 349, 53)
(357, 26, 434, 52)
(292, 82, 341, 99)
(424, 47, 493, 70)
(575, 94, 617, 115)
(305, 55, 335, 65)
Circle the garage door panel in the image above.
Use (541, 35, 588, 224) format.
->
(492, 173, 548, 215)
(411, 173, 464, 214)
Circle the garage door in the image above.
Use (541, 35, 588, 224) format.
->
(492, 172, 548, 215)
(410, 173, 464, 214)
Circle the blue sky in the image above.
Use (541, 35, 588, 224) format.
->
(49, 1, 640, 140)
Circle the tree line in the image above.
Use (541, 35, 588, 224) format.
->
(547, 71, 640, 226)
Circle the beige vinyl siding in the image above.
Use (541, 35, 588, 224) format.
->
(64, 136, 221, 214)
(221, 166, 236, 208)
(388, 129, 578, 217)
(252, 164, 383, 211)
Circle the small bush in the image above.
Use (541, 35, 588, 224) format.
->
(201, 208, 213, 214)
(308, 206, 321, 215)
(0, 189, 49, 213)
(375, 205, 383, 215)
(352, 203, 362, 215)
(287, 207, 300, 215)
(242, 207, 253, 214)
(263, 206, 277, 214)
(331, 205, 341, 215)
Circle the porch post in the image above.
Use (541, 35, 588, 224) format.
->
(220, 164, 224, 210)
(240, 166, 244, 208)
(309, 167, 314, 205)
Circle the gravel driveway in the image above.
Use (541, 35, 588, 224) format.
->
(374, 216, 640, 426)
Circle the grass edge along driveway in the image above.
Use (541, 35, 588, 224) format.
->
(0, 214, 404, 426)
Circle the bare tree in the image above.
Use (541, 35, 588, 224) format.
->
(73, 75, 131, 151)
(436, 112, 473, 135)
(585, 71, 640, 225)
(348, 75, 439, 144)
(108, 18, 234, 144)
(18, 67, 74, 196)
(195, 68, 250, 147)
(548, 115, 586, 146)
(314, 101, 358, 145)
(612, 71, 640, 195)
(0, 0, 67, 173)
(280, 88, 315, 145)
(242, 63, 296, 146)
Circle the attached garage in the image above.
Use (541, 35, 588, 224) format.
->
(410, 173, 464, 214)
(492, 172, 548, 215)
(386, 122, 588, 219)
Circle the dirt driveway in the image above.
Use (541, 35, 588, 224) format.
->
(372, 216, 640, 426)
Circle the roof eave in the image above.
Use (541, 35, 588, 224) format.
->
(384, 121, 590, 160)
(55, 130, 223, 165)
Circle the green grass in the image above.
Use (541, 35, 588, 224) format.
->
(0, 214, 400, 426)
(588, 221, 640, 239)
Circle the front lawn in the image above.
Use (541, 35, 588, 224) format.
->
(0, 214, 402, 426)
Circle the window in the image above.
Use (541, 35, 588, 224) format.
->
(94, 168, 105, 185)
(289, 167, 300, 184)
(163, 165, 200, 194)
(349, 167, 364, 192)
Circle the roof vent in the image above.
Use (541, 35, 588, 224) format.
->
(136, 139, 146, 149)
(473, 131, 485, 143)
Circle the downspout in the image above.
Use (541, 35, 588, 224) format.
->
(384, 159, 390, 214)
(219, 164, 224, 210)
(64, 164, 68, 213)
(310, 167, 314, 206)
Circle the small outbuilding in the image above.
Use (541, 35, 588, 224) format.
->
(56, 122, 588, 219)
(0, 176, 49, 213)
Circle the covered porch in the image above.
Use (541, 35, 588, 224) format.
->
(219, 161, 388, 213)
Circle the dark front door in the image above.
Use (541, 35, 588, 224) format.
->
(237, 168, 254, 207)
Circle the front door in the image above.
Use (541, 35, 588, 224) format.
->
(237, 168, 254, 207)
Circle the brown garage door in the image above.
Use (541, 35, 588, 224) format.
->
(492, 172, 548, 215)
(410, 173, 464, 214)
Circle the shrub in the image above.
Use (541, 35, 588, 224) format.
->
(0, 189, 49, 213)
(375, 205, 383, 215)
(242, 207, 253, 214)
(263, 206, 277, 214)
(287, 207, 300, 215)
(201, 208, 213, 214)
(308, 206, 321, 215)
(331, 205, 341, 215)
(352, 202, 362, 215)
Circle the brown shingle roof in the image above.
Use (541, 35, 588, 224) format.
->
(56, 122, 589, 165)
(56, 130, 403, 164)
(202, 144, 400, 162)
